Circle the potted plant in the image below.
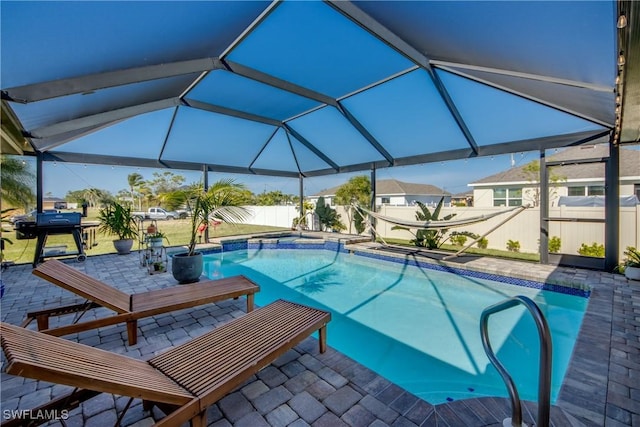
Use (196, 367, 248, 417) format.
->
(147, 231, 168, 248)
(618, 246, 640, 281)
(98, 201, 138, 255)
(171, 180, 250, 284)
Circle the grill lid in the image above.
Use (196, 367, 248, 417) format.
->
(36, 212, 81, 227)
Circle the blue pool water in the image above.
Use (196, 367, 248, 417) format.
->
(203, 247, 587, 404)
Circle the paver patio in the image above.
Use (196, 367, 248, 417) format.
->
(0, 245, 638, 426)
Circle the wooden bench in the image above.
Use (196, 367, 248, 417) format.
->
(1, 300, 331, 426)
(26, 259, 260, 345)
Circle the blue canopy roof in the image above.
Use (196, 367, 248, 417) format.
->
(1, 0, 632, 178)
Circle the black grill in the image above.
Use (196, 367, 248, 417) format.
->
(36, 212, 81, 228)
(13, 212, 86, 266)
(15, 221, 37, 240)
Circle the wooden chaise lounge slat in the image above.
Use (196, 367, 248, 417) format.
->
(1, 299, 331, 427)
(151, 300, 330, 401)
(1, 322, 193, 406)
(28, 259, 260, 345)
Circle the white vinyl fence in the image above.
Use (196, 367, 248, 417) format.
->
(243, 205, 640, 257)
(344, 205, 639, 256)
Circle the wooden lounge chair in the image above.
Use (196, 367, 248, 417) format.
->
(1, 299, 331, 427)
(25, 259, 260, 345)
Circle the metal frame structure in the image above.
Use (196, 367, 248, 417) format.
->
(1, 0, 638, 269)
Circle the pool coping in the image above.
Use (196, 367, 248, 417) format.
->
(204, 232, 593, 296)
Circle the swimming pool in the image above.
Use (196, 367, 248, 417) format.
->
(202, 245, 588, 405)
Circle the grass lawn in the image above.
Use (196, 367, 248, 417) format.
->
(1, 208, 287, 265)
(3, 208, 541, 265)
(379, 237, 541, 262)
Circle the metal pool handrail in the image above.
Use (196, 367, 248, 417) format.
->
(480, 295, 552, 427)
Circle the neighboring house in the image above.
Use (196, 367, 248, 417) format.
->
(451, 191, 474, 207)
(309, 179, 451, 207)
(42, 197, 67, 210)
(469, 145, 640, 208)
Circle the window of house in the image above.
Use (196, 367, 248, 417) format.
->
(587, 185, 605, 196)
(493, 188, 522, 206)
(568, 186, 586, 196)
(381, 197, 390, 204)
(635, 184, 640, 201)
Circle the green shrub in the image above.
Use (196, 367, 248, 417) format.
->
(615, 246, 640, 274)
(577, 242, 605, 258)
(393, 197, 455, 249)
(450, 234, 468, 246)
(477, 237, 488, 249)
(622, 246, 640, 267)
(548, 236, 561, 253)
(506, 239, 520, 252)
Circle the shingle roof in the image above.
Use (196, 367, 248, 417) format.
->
(470, 146, 640, 185)
(313, 179, 450, 197)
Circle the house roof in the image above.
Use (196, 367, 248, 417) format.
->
(2, 1, 636, 178)
(313, 179, 450, 197)
(470, 145, 640, 186)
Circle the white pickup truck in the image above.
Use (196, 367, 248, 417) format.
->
(133, 207, 183, 221)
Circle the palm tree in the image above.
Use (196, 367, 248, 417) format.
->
(185, 179, 251, 256)
(82, 188, 111, 208)
(127, 172, 144, 209)
(1, 155, 35, 210)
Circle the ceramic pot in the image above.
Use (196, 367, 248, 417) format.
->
(113, 239, 134, 255)
(171, 252, 203, 284)
(625, 266, 640, 281)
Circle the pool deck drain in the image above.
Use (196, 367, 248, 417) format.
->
(1, 248, 637, 426)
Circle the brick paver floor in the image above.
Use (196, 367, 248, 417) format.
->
(1, 244, 637, 426)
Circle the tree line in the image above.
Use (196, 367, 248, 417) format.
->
(64, 171, 304, 210)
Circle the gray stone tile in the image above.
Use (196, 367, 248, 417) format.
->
(298, 353, 325, 372)
(258, 366, 289, 388)
(312, 412, 349, 427)
(218, 392, 253, 423)
(323, 386, 363, 416)
(317, 366, 348, 389)
(282, 360, 307, 378)
(306, 379, 337, 401)
(85, 409, 118, 427)
(376, 384, 405, 406)
(235, 411, 270, 427)
(274, 349, 301, 367)
(359, 395, 399, 425)
(389, 416, 418, 427)
(285, 371, 320, 394)
(82, 393, 115, 418)
(210, 419, 233, 427)
(265, 404, 299, 427)
(288, 391, 327, 424)
(341, 404, 376, 427)
(17, 388, 52, 411)
(388, 392, 418, 416)
(242, 380, 270, 400)
(253, 386, 294, 414)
